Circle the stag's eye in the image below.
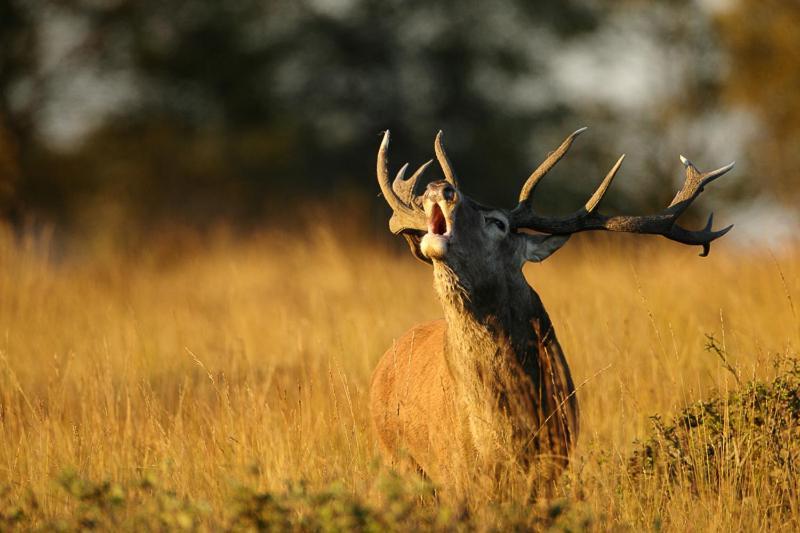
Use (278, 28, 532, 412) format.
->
(485, 216, 506, 232)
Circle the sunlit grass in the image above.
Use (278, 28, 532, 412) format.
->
(0, 223, 798, 530)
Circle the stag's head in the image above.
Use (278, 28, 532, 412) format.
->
(377, 129, 734, 294)
(416, 177, 569, 283)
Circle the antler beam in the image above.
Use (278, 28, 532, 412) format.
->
(510, 130, 735, 256)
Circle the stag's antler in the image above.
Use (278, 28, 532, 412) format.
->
(435, 131, 460, 189)
(509, 129, 735, 256)
(377, 131, 429, 234)
(518, 127, 588, 203)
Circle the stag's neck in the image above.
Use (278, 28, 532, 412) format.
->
(432, 262, 577, 464)
(432, 263, 550, 367)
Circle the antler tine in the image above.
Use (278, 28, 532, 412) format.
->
(377, 131, 428, 234)
(393, 159, 433, 206)
(434, 131, 460, 188)
(518, 127, 588, 204)
(667, 156, 736, 217)
(377, 131, 402, 210)
(670, 212, 734, 257)
(394, 163, 409, 183)
(585, 154, 625, 213)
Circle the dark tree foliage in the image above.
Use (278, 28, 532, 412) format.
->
(0, 0, 605, 235)
(0, 0, 770, 239)
(0, 0, 40, 223)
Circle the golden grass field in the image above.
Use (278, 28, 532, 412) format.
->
(0, 221, 798, 531)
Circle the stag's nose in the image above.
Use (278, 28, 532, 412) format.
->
(425, 181, 457, 204)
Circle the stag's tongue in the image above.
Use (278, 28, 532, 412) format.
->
(429, 204, 447, 235)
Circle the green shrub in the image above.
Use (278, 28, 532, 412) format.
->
(0, 469, 597, 531)
(629, 351, 800, 509)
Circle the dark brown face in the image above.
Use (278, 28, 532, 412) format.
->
(418, 180, 569, 278)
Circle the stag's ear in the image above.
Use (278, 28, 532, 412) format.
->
(403, 233, 433, 265)
(520, 233, 570, 263)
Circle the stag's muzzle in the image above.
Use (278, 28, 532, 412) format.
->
(421, 181, 459, 260)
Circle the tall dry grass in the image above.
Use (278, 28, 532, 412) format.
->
(0, 222, 798, 530)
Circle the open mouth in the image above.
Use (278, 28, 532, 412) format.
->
(420, 202, 452, 260)
(428, 203, 449, 236)
(420, 195, 455, 260)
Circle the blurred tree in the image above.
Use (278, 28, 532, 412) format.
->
(2, 0, 787, 241)
(11, 0, 605, 236)
(0, 0, 39, 222)
(537, 0, 755, 227)
(714, 0, 800, 203)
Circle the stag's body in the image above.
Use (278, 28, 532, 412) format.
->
(371, 267, 578, 487)
(369, 128, 733, 491)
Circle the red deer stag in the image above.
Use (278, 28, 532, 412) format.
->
(369, 128, 734, 492)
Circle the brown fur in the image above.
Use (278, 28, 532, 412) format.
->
(369, 320, 463, 481)
(370, 271, 578, 492)
(370, 130, 732, 494)
(370, 179, 580, 494)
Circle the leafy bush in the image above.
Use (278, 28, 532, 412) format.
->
(3, 470, 209, 532)
(0, 470, 596, 531)
(225, 475, 453, 532)
(629, 350, 800, 510)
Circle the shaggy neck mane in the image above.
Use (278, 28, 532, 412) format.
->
(432, 261, 547, 364)
(432, 261, 578, 469)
